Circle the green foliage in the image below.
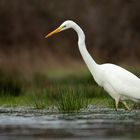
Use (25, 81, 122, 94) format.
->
(132, 103, 140, 109)
(27, 89, 48, 109)
(0, 70, 23, 96)
(56, 87, 90, 112)
(33, 73, 49, 88)
(0, 68, 138, 110)
(0, 94, 27, 107)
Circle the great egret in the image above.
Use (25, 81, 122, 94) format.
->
(45, 20, 140, 110)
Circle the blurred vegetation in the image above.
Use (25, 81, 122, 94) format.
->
(27, 89, 48, 109)
(0, 70, 23, 96)
(0, 0, 140, 110)
(0, 0, 140, 75)
(0, 68, 138, 110)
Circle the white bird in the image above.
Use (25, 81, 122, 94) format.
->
(45, 20, 140, 110)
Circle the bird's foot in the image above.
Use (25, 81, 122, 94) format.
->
(122, 101, 131, 111)
(115, 108, 118, 111)
(125, 107, 132, 111)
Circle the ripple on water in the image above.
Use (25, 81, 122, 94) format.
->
(0, 107, 140, 140)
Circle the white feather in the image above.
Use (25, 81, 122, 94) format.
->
(47, 20, 140, 110)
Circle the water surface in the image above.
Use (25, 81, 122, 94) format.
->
(0, 107, 140, 140)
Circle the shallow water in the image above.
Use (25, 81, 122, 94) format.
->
(0, 107, 140, 140)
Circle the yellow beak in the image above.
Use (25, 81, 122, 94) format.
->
(45, 27, 62, 38)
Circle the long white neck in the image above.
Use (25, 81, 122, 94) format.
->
(71, 22, 99, 77)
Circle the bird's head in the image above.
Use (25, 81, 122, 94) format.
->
(45, 20, 74, 38)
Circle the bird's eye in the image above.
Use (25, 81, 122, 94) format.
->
(63, 25, 66, 28)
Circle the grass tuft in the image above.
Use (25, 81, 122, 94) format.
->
(27, 89, 48, 109)
(57, 87, 90, 112)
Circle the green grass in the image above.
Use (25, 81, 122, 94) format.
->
(0, 67, 139, 111)
(0, 95, 27, 107)
(56, 87, 90, 112)
(0, 90, 49, 109)
(26, 89, 48, 109)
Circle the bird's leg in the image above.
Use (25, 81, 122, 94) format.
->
(115, 97, 120, 111)
(122, 101, 131, 111)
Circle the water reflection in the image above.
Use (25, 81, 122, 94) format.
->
(0, 108, 140, 140)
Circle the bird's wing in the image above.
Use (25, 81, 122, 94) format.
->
(102, 64, 140, 99)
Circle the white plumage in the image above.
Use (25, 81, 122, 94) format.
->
(45, 20, 140, 110)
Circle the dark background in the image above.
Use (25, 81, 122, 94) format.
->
(0, 0, 140, 76)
